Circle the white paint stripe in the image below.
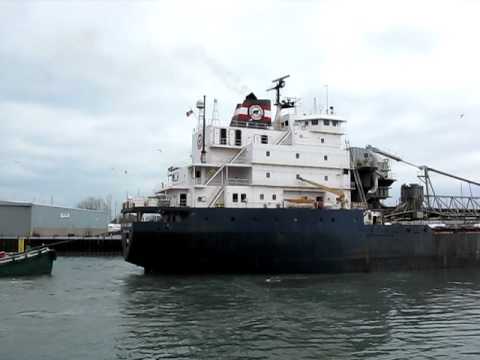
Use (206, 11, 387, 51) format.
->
(234, 107, 249, 116)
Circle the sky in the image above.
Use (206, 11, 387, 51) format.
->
(1, 0, 480, 213)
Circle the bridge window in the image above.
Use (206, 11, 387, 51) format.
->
(220, 128, 227, 145)
(232, 193, 238, 203)
(312, 119, 318, 125)
(332, 121, 338, 127)
(324, 120, 330, 126)
(235, 129, 242, 146)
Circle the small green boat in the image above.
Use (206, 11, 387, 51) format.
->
(0, 247, 57, 277)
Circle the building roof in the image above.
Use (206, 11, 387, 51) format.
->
(0, 200, 32, 207)
(0, 200, 106, 213)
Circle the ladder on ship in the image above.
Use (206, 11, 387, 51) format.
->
(275, 129, 291, 145)
(347, 141, 367, 206)
(206, 146, 248, 207)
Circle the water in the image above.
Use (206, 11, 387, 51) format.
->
(1, 258, 480, 359)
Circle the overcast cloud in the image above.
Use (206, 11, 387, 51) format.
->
(1, 0, 479, 212)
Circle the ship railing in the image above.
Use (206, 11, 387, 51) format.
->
(230, 120, 270, 130)
(205, 146, 248, 186)
(208, 187, 225, 208)
(227, 178, 250, 185)
(275, 129, 292, 145)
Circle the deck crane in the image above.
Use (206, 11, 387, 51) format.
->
(366, 145, 480, 217)
(296, 174, 348, 209)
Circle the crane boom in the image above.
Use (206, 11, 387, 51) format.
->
(296, 175, 347, 208)
(366, 145, 480, 187)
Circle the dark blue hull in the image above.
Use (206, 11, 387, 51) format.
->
(122, 208, 480, 273)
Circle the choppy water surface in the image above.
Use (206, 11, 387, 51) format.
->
(1, 258, 480, 359)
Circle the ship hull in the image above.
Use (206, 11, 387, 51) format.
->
(122, 208, 480, 274)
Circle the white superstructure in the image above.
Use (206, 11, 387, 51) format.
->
(157, 78, 352, 210)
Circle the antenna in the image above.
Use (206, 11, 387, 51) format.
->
(267, 74, 290, 106)
(324, 85, 329, 114)
(211, 98, 219, 125)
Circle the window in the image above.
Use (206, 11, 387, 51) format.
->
(285, 121, 289, 126)
(324, 120, 330, 126)
(195, 170, 201, 178)
(266, 172, 271, 178)
(324, 175, 328, 181)
(324, 155, 328, 161)
(343, 169, 349, 175)
(241, 193, 247, 202)
(272, 194, 277, 200)
(232, 193, 238, 203)
(261, 135, 268, 144)
(220, 128, 227, 144)
(332, 121, 338, 127)
(179, 193, 187, 207)
(321, 138, 325, 143)
(260, 194, 264, 200)
(364, 153, 369, 159)
(312, 119, 318, 125)
(296, 153, 300, 159)
(235, 129, 242, 146)
(266, 151, 270, 157)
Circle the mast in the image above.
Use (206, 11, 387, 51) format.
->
(267, 74, 290, 123)
(197, 96, 207, 163)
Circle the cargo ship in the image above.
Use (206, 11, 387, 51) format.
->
(122, 75, 480, 273)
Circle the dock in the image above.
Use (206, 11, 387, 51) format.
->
(0, 235, 122, 256)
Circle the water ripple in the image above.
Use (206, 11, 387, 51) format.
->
(3, 259, 480, 359)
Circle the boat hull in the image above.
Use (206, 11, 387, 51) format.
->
(0, 248, 57, 277)
(122, 208, 480, 274)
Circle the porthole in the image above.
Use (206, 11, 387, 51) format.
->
(293, 218, 298, 223)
